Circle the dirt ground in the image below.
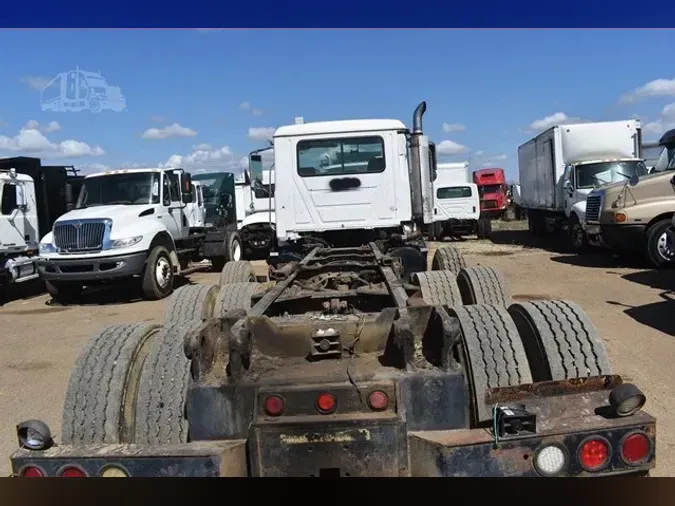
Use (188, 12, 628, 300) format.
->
(1, 221, 674, 476)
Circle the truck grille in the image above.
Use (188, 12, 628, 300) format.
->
(54, 220, 107, 252)
(482, 200, 497, 209)
(585, 195, 602, 222)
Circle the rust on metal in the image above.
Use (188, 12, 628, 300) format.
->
(485, 375, 623, 404)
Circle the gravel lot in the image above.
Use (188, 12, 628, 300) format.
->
(1, 222, 673, 476)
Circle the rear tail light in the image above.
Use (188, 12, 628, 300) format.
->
(263, 395, 285, 416)
(578, 437, 610, 471)
(367, 391, 389, 411)
(316, 392, 337, 414)
(20, 466, 45, 477)
(621, 432, 652, 465)
(59, 466, 87, 477)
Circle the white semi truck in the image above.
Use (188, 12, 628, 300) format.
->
(427, 162, 486, 240)
(36, 167, 251, 303)
(0, 157, 83, 291)
(518, 119, 645, 250)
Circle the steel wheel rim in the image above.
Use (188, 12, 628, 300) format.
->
(155, 257, 172, 288)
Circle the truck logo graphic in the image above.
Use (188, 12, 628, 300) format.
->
(40, 65, 127, 113)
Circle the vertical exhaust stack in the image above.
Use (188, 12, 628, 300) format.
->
(409, 101, 427, 220)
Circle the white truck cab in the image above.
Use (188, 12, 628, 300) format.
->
(255, 101, 436, 277)
(37, 167, 241, 302)
(427, 162, 486, 240)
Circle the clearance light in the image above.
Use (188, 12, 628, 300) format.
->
(316, 392, 337, 414)
(615, 213, 627, 223)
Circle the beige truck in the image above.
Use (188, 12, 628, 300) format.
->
(584, 129, 675, 267)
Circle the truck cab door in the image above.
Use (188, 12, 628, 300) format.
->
(562, 165, 576, 217)
(0, 180, 32, 249)
(158, 172, 183, 239)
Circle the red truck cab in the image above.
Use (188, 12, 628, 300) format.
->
(472, 168, 507, 218)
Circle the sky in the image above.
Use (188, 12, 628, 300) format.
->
(1, 28, 674, 182)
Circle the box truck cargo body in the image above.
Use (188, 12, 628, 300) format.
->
(518, 119, 645, 249)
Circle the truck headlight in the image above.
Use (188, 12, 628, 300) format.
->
(39, 242, 57, 254)
(111, 236, 143, 249)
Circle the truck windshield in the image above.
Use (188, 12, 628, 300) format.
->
(479, 184, 503, 194)
(76, 172, 161, 208)
(437, 186, 472, 199)
(653, 146, 675, 172)
(576, 160, 648, 189)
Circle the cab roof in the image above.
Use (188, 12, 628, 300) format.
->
(274, 119, 407, 138)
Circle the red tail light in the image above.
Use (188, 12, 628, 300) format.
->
(578, 438, 610, 471)
(60, 466, 87, 477)
(20, 466, 45, 477)
(316, 392, 337, 414)
(621, 432, 652, 465)
(367, 391, 389, 411)
(263, 395, 285, 416)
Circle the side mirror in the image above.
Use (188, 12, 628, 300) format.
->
(249, 153, 264, 182)
(629, 174, 639, 187)
(15, 184, 26, 207)
(182, 172, 193, 204)
(563, 180, 574, 193)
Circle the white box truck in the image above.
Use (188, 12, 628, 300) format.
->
(518, 119, 645, 250)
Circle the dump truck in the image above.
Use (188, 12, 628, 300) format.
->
(518, 120, 645, 250)
(9, 103, 656, 477)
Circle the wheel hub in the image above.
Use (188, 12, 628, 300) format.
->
(657, 232, 674, 261)
(155, 257, 172, 288)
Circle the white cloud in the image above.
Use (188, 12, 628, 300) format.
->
(163, 144, 237, 172)
(526, 112, 581, 132)
(620, 78, 675, 104)
(248, 127, 275, 141)
(20, 75, 51, 90)
(442, 122, 466, 133)
(24, 120, 61, 134)
(643, 102, 675, 135)
(474, 150, 484, 156)
(437, 140, 468, 155)
(240, 101, 264, 116)
(141, 123, 197, 140)
(0, 125, 104, 158)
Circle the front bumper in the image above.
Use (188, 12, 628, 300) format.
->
(36, 251, 147, 282)
(585, 223, 646, 251)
